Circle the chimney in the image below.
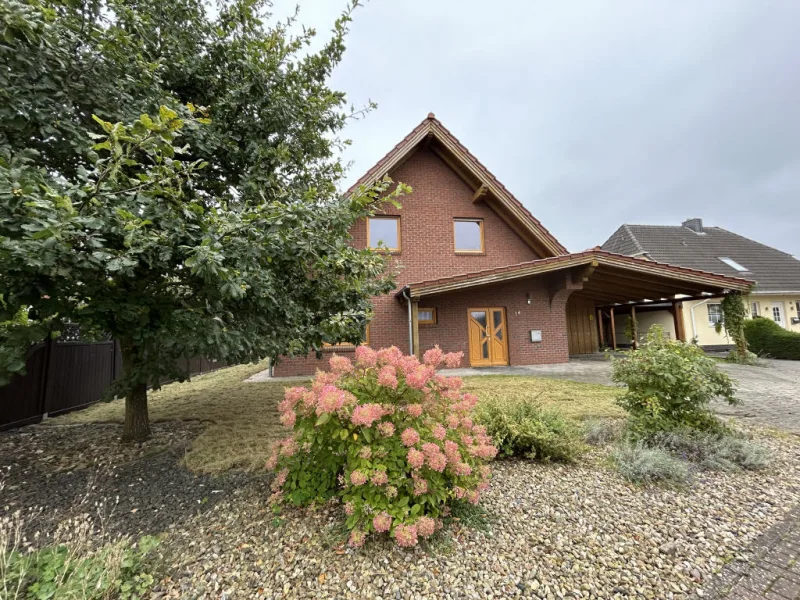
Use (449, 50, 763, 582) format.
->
(682, 218, 703, 233)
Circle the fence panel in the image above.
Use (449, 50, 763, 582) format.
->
(0, 343, 49, 429)
(1, 333, 229, 430)
(44, 340, 117, 417)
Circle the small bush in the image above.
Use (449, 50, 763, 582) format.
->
(584, 419, 624, 446)
(650, 430, 770, 472)
(1, 510, 158, 600)
(267, 346, 497, 549)
(611, 326, 738, 437)
(744, 317, 800, 360)
(474, 398, 584, 462)
(612, 443, 689, 484)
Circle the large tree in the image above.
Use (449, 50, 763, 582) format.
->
(0, 0, 407, 440)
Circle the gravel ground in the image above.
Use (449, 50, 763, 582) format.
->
(0, 422, 270, 538)
(152, 431, 800, 600)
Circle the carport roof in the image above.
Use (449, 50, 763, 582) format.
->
(398, 250, 754, 305)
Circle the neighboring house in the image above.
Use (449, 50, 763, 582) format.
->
(273, 116, 751, 375)
(602, 219, 800, 349)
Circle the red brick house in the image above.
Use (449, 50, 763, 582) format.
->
(273, 114, 752, 376)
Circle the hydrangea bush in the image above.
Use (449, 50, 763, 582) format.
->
(267, 346, 497, 548)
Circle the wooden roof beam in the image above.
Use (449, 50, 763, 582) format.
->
(472, 185, 489, 203)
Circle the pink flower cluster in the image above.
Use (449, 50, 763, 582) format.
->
(349, 470, 367, 486)
(377, 421, 395, 437)
(373, 512, 392, 533)
(377, 365, 398, 389)
(329, 354, 354, 375)
(351, 403, 386, 427)
(394, 523, 418, 548)
(401, 427, 420, 447)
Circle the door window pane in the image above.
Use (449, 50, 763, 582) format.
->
(481, 340, 489, 358)
(454, 220, 483, 252)
(773, 306, 783, 323)
(493, 310, 503, 340)
(471, 311, 487, 328)
(368, 217, 400, 250)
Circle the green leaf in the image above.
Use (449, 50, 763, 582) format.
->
(315, 412, 331, 427)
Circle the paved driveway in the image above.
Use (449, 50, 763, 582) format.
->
(446, 357, 800, 434)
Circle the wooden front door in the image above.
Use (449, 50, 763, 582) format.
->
(468, 308, 509, 366)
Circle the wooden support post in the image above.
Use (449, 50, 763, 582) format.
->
(673, 301, 686, 342)
(597, 309, 605, 348)
(411, 299, 421, 359)
(631, 305, 638, 350)
(609, 307, 617, 350)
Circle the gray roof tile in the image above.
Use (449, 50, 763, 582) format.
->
(601, 224, 800, 293)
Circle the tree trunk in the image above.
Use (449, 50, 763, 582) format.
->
(123, 382, 150, 442)
(120, 339, 151, 442)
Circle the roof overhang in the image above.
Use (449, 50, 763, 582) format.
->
(397, 250, 754, 304)
(345, 114, 568, 258)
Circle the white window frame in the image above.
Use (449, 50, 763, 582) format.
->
(707, 303, 724, 327)
(751, 301, 760, 319)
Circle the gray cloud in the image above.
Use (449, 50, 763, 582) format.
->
(280, 0, 800, 256)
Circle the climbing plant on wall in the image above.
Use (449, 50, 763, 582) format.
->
(716, 293, 752, 363)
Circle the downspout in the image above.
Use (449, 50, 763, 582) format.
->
(689, 298, 712, 342)
(401, 288, 414, 355)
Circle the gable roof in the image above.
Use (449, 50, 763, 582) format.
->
(602, 222, 800, 293)
(346, 113, 567, 258)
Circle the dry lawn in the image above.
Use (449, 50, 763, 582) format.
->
(463, 376, 623, 421)
(55, 366, 622, 473)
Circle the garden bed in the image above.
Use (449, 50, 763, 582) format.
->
(152, 430, 800, 599)
(5, 365, 799, 598)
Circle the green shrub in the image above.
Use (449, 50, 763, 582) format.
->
(744, 317, 800, 360)
(584, 419, 624, 446)
(267, 346, 497, 549)
(1, 510, 158, 600)
(473, 398, 585, 462)
(650, 430, 770, 472)
(612, 443, 689, 484)
(611, 326, 738, 437)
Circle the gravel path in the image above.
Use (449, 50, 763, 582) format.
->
(153, 433, 800, 600)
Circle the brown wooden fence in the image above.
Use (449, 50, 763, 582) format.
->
(0, 336, 226, 430)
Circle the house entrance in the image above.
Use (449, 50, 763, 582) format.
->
(467, 307, 509, 366)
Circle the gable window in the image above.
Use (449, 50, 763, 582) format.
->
(367, 216, 400, 252)
(707, 303, 723, 327)
(718, 257, 748, 272)
(418, 308, 437, 325)
(751, 301, 760, 318)
(454, 219, 484, 253)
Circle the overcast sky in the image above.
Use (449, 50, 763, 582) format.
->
(275, 1, 800, 257)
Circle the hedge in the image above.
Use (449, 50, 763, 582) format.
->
(743, 317, 800, 360)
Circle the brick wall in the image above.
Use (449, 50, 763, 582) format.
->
(272, 148, 570, 376)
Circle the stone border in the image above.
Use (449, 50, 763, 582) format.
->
(698, 504, 800, 599)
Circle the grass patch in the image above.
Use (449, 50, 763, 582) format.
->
(463, 376, 623, 421)
(55, 370, 620, 474)
(54, 362, 291, 473)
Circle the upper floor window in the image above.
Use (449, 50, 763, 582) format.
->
(718, 257, 748, 272)
(454, 218, 484, 253)
(707, 303, 723, 326)
(368, 216, 400, 252)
